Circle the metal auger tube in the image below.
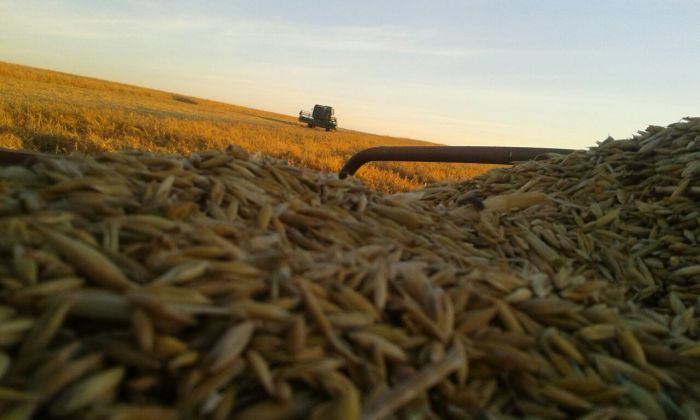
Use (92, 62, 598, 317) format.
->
(338, 146, 576, 178)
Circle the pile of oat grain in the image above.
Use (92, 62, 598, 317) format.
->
(0, 118, 699, 419)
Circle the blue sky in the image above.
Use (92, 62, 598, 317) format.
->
(1, 0, 699, 148)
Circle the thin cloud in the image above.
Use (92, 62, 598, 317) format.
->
(1, 2, 536, 58)
(0, 2, 218, 40)
(223, 20, 506, 58)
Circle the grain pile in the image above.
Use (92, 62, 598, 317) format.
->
(0, 118, 699, 419)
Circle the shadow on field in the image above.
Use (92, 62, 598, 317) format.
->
(258, 116, 300, 127)
(0, 125, 106, 154)
(26, 133, 107, 154)
(172, 94, 198, 105)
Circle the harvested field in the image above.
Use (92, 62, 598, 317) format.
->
(0, 118, 699, 419)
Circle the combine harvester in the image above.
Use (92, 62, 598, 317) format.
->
(298, 104, 338, 131)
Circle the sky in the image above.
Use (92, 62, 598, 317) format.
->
(1, 0, 699, 148)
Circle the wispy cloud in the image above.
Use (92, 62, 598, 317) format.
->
(0, 1, 218, 40)
(223, 20, 505, 58)
(0, 1, 527, 58)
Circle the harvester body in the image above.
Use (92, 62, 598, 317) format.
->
(299, 104, 337, 131)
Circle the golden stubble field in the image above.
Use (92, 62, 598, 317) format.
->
(0, 61, 501, 192)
